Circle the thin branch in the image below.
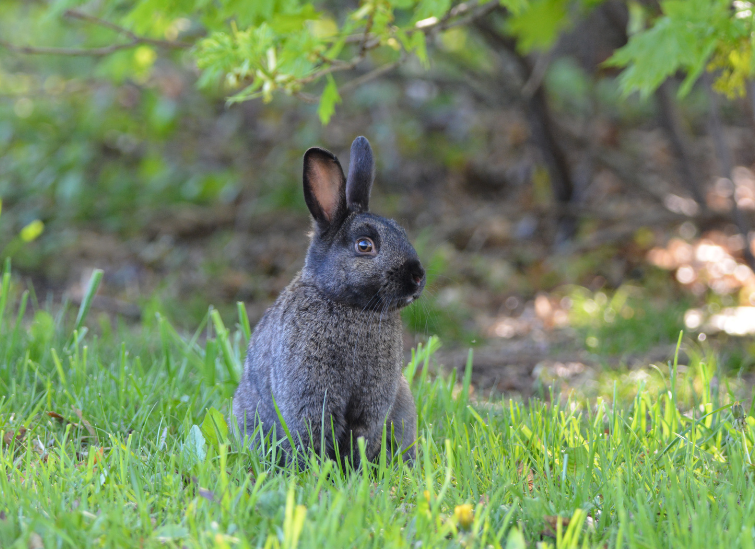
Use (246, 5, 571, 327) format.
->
(0, 39, 142, 57)
(64, 9, 191, 50)
(426, 0, 499, 34)
(299, 1, 497, 92)
(339, 55, 407, 95)
(0, 9, 190, 57)
(293, 91, 319, 104)
(358, 12, 375, 57)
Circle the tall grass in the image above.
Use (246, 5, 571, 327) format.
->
(0, 268, 753, 548)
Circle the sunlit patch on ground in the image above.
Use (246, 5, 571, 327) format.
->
(686, 305, 755, 336)
(648, 232, 753, 298)
(646, 220, 755, 336)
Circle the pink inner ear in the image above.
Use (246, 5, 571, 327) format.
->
(310, 161, 341, 222)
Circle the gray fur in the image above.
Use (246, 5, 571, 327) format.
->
(233, 136, 425, 467)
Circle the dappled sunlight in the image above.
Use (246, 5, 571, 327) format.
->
(646, 222, 755, 336)
(707, 167, 755, 212)
(648, 231, 755, 298)
(685, 306, 755, 336)
(487, 294, 570, 340)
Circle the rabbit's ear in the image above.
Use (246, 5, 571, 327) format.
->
(346, 136, 374, 213)
(303, 147, 347, 227)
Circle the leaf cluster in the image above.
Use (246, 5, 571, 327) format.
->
(607, 0, 755, 98)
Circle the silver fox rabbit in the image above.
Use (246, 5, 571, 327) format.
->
(233, 136, 425, 467)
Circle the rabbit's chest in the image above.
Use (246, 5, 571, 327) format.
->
(340, 317, 403, 422)
(284, 296, 403, 419)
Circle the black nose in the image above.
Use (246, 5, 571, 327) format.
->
(406, 259, 425, 287)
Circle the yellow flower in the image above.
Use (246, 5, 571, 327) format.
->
(454, 503, 474, 530)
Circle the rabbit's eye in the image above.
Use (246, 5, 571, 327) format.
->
(355, 237, 375, 254)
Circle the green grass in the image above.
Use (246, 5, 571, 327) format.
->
(2, 269, 755, 548)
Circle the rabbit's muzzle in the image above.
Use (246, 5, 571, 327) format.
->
(388, 258, 425, 307)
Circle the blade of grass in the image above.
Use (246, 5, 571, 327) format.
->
(72, 269, 103, 334)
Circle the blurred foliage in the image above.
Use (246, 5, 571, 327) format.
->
(607, 0, 755, 99)
(4, 0, 753, 120)
(1, 0, 751, 243)
(3, 0, 755, 350)
(568, 285, 688, 357)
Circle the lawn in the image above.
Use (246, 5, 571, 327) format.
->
(1, 268, 754, 548)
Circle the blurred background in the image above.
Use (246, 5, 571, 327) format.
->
(2, 0, 755, 399)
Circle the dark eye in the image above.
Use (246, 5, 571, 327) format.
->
(355, 237, 375, 254)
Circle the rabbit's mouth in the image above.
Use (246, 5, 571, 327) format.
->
(404, 292, 422, 306)
(383, 289, 423, 310)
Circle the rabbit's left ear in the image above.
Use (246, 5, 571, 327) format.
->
(346, 136, 374, 213)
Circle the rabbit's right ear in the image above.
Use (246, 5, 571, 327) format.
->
(303, 147, 347, 228)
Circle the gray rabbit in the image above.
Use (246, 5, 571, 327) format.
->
(233, 136, 425, 467)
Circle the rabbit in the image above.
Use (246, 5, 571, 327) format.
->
(233, 136, 425, 468)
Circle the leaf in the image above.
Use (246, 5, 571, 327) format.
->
(517, 461, 535, 491)
(46, 411, 66, 422)
(507, 0, 570, 52)
(182, 425, 207, 467)
(201, 407, 229, 451)
(605, 0, 730, 97)
(19, 220, 44, 243)
(28, 532, 44, 549)
(563, 445, 590, 475)
(542, 515, 570, 538)
(409, 32, 429, 68)
(72, 407, 98, 441)
(269, 5, 320, 33)
(191, 476, 218, 503)
(2, 426, 26, 446)
(413, 0, 451, 22)
(318, 74, 341, 125)
(499, 0, 529, 16)
(505, 527, 526, 549)
(153, 525, 189, 542)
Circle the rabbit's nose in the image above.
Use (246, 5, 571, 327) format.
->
(406, 259, 425, 287)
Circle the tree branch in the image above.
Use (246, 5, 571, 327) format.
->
(0, 39, 142, 57)
(298, 1, 498, 98)
(339, 55, 407, 95)
(0, 8, 190, 57)
(64, 9, 191, 50)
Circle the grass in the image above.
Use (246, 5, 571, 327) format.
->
(1, 268, 755, 548)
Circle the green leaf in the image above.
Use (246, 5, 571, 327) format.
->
(269, 4, 320, 33)
(507, 0, 570, 52)
(153, 525, 189, 543)
(606, 0, 731, 97)
(182, 424, 207, 467)
(499, 0, 529, 16)
(201, 407, 229, 451)
(318, 74, 341, 125)
(410, 32, 429, 68)
(414, 0, 451, 22)
(505, 527, 526, 549)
